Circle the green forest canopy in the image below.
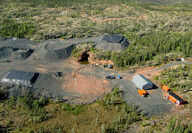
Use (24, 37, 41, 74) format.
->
(97, 32, 192, 67)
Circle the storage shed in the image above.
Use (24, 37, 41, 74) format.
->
(132, 74, 153, 90)
(164, 91, 186, 105)
(1, 70, 39, 86)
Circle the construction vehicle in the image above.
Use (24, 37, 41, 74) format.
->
(55, 72, 63, 77)
(117, 75, 122, 79)
(106, 75, 116, 79)
(138, 89, 148, 98)
(162, 85, 170, 92)
(164, 91, 186, 105)
(108, 64, 113, 69)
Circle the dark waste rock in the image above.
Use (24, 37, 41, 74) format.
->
(96, 34, 129, 51)
(0, 37, 7, 41)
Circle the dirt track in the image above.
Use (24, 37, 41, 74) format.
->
(88, 14, 147, 23)
(0, 38, 191, 115)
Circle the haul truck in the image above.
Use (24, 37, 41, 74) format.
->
(164, 91, 186, 105)
(162, 85, 170, 92)
(138, 89, 148, 98)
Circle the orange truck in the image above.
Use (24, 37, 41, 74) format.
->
(164, 91, 186, 105)
(138, 89, 148, 98)
(162, 85, 171, 92)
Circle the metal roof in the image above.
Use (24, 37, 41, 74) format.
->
(132, 74, 153, 89)
(3, 70, 36, 81)
(169, 91, 185, 103)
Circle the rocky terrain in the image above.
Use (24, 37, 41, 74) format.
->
(0, 0, 192, 132)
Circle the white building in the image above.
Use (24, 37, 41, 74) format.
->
(132, 74, 153, 90)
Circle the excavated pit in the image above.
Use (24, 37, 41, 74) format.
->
(78, 51, 90, 64)
(0, 36, 177, 115)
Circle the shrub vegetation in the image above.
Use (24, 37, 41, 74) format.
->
(0, 19, 36, 38)
(157, 64, 192, 92)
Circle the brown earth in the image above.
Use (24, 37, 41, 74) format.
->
(130, 66, 161, 80)
(36, 68, 49, 73)
(88, 53, 114, 65)
(62, 71, 111, 103)
(71, 52, 114, 66)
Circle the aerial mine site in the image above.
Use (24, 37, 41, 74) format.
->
(0, 0, 192, 132)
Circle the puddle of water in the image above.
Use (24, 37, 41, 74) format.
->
(79, 60, 89, 65)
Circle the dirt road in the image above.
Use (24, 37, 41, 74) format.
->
(0, 38, 191, 115)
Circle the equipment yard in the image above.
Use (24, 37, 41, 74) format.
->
(0, 37, 190, 116)
(1, 0, 192, 132)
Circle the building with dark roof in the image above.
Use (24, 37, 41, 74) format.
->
(166, 91, 186, 105)
(1, 70, 39, 86)
(132, 74, 153, 90)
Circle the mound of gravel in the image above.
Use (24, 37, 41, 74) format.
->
(0, 47, 33, 60)
(36, 40, 76, 62)
(96, 34, 129, 51)
(0, 38, 36, 61)
(44, 44, 75, 61)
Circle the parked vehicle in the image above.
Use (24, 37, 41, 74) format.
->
(175, 58, 182, 61)
(138, 89, 148, 98)
(108, 64, 113, 69)
(103, 64, 108, 68)
(104, 64, 113, 69)
(55, 71, 63, 77)
(162, 85, 170, 92)
(106, 75, 116, 79)
(117, 75, 122, 79)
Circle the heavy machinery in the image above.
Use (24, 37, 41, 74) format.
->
(108, 64, 113, 69)
(106, 75, 116, 79)
(162, 85, 170, 92)
(138, 89, 148, 98)
(117, 75, 122, 79)
(55, 71, 63, 77)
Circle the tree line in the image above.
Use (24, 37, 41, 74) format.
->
(96, 32, 192, 67)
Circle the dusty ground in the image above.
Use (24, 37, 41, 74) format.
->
(0, 38, 118, 104)
(88, 53, 114, 65)
(62, 71, 110, 104)
(0, 38, 191, 115)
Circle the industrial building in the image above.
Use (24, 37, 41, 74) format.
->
(1, 70, 39, 86)
(132, 74, 153, 90)
(164, 91, 186, 105)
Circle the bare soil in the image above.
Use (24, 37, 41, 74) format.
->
(1, 38, 190, 114)
(134, 66, 161, 80)
(88, 53, 114, 65)
(62, 72, 110, 104)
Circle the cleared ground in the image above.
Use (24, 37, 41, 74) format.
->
(0, 38, 190, 115)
